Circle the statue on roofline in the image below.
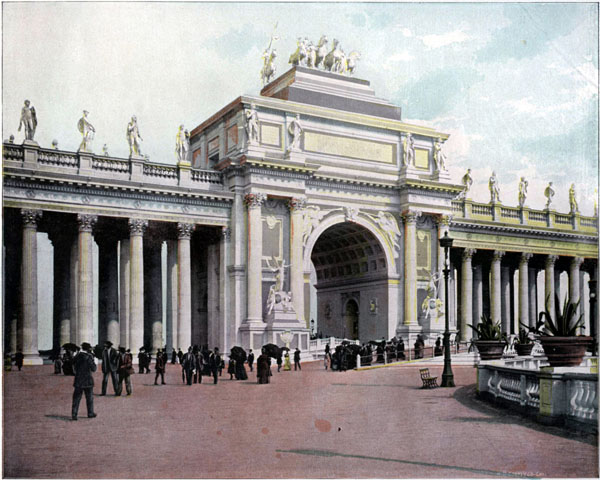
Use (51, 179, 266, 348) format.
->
(544, 182, 555, 209)
(569, 183, 579, 213)
(489, 171, 501, 203)
(518, 177, 528, 207)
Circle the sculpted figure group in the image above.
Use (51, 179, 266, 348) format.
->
(288, 36, 360, 76)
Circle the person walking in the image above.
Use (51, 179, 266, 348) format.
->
(154, 349, 166, 385)
(116, 347, 134, 396)
(247, 349, 255, 373)
(256, 349, 270, 384)
(209, 348, 221, 384)
(14, 350, 24, 371)
(182, 347, 196, 386)
(171, 348, 177, 364)
(194, 347, 203, 384)
(71, 342, 97, 421)
(227, 356, 236, 380)
(276, 354, 282, 372)
(101, 341, 120, 396)
(177, 348, 184, 364)
(294, 348, 302, 371)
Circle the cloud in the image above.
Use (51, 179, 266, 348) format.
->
(420, 30, 469, 49)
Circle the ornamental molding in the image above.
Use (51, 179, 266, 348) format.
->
(492, 250, 505, 262)
(288, 196, 307, 212)
(128, 218, 148, 236)
(21, 209, 42, 227)
(308, 178, 395, 194)
(462, 248, 476, 260)
(519, 252, 533, 265)
(77, 214, 98, 232)
(545, 255, 559, 267)
(450, 220, 597, 242)
(244, 192, 266, 209)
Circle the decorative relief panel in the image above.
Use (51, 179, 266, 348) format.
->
(417, 229, 432, 278)
(262, 216, 282, 261)
(304, 131, 395, 164)
(226, 126, 238, 150)
(208, 136, 219, 152)
(414, 148, 429, 170)
(260, 123, 282, 147)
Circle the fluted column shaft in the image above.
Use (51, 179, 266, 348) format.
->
(519, 253, 532, 332)
(473, 264, 483, 330)
(490, 251, 504, 326)
(245, 193, 266, 324)
(177, 223, 194, 349)
(207, 242, 219, 347)
(21, 209, 42, 363)
(69, 236, 79, 343)
(145, 239, 163, 353)
(545, 255, 558, 315)
(501, 265, 511, 335)
(50, 231, 74, 349)
(77, 214, 97, 344)
(129, 219, 147, 355)
(528, 266, 538, 328)
(119, 239, 130, 349)
(166, 239, 178, 351)
(289, 197, 306, 326)
(461, 249, 475, 342)
(569, 257, 584, 317)
(98, 237, 119, 346)
(403, 212, 419, 325)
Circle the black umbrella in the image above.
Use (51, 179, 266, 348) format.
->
(230, 346, 246, 362)
(262, 343, 283, 359)
(62, 343, 79, 352)
(92, 344, 103, 359)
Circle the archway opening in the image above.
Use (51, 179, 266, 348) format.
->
(309, 222, 389, 343)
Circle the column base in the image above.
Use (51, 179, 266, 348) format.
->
(23, 354, 44, 366)
(239, 323, 267, 351)
(396, 324, 423, 343)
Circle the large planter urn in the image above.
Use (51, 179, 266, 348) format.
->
(514, 343, 534, 356)
(539, 336, 593, 367)
(474, 341, 505, 360)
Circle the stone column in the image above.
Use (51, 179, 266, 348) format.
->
(501, 265, 511, 335)
(403, 211, 420, 326)
(518, 253, 532, 333)
(245, 193, 266, 324)
(166, 239, 178, 351)
(98, 236, 119, 346)
(119, 239, 130, 349)
(473, 263, 483, 331)
(569, 257, 584, 315)
(289, 197, 306, 326)
(461, 249, 475, 342)
(545, 255, 558, 316)
(490, 251, 504, 326)
(220, 227, 232, 351)
(21, 209, 43, 364)
(207, 242, 219, 347)
(76, 214, 98, 344)
(144, 239, 163, 353)
(177, 222, 194, 350)
(69, 236, 79, 343)
(528, 266, 538, 328)
(579, 269, 588, 334)
(128, 219, 147, 355)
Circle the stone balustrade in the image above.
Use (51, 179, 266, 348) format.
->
(452, 199, 597, 233)
(3, 142, 223, 190)
(477, 357, 598, 432)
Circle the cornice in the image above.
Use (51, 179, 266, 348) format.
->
(450, 220, 597, 242)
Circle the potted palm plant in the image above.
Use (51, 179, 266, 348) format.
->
(514, 319, 544, 356)
(538, 295, 592, 367)
(469, 314, 507, 360)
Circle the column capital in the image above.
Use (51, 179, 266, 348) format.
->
(571, 256, 584, 269)
(545, 254, 559, 268)
(128, 218, 148, 236)
(222, 226, 231, 242)
(403, 210, 422, 224)
(462, 248, 476, 261)
(176, 222, 195, 240)
(492, 250, 505, 262)
(21, 209, 42, 228)
(77, 214, 98, 233)
(436, 214, 452, 227)
(519, 252, 533, 265)
(244, 192, 266, 209)
(287, 196, 307, 212)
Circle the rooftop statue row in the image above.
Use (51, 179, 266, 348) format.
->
(14, 100, 190, 163)
(261, 32, 360, 86)
(458, 169, 585, 215)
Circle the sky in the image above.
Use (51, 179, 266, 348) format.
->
(3, 1, 598, 215)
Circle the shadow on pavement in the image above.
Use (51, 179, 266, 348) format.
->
(45, 414, 73, 422)
(452, 385, 597, 446)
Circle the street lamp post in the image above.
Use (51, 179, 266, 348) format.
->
(439, 231, 455, 387)
(589, 279, 597, 355)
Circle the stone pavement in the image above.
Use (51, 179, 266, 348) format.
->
(3, 360, 597, 478)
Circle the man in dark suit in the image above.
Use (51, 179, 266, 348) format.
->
(116, 347, 133, 396)
(193, 347, 203, 384)
(294, 348, 302, 371)
(209, 348, 221, 384)
(14, 350, 24, 371)
(247, 349, 255, 372)
(154, 349, 166, 385)
(182, 347, 196, 385)
(101, 341, 120, 395)
(71, 342, 97, 420)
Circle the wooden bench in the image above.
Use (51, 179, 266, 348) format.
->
(419, 368, 438, 388)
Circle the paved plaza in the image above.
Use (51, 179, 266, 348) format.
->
(3, 360, 598, 479)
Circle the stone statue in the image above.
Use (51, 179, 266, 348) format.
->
(127, 116, 143, 157)
(403, 133, 415, 167)
(102, 144, 109, 156)
(244, 104, 259, 145)
(18, 100, 37, 141)
(569, 183, 579, 213)
(261, 25, 279, 86)
(289, 37, 308, 67)
(175, 125, 190, 163)
(489, 171, 501, 203)
(374, 211, 401, 252)
(313, 35, 329, 69)
(323, 39, 346, 74)
(287, 114, 303, 152)
(345, 51, 361, 75)
(433, 137, 447, 171)
(544, 182, 555, 209)
(518, 177, 528, 207)
(52, 139, 59, 150)
(302, 206, 325, 246)
(266, 256, 290, 293)
(77, 110, 95, 152)
(461, 168, 473, 197)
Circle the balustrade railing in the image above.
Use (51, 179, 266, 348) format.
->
(555, 213, 572, 225)
(528, 211, 547, 222)
(143, 163, 178, 179)
(471, 204, 493, 216)
(37, 150, 78, 167)
(92, 157, 129, 173)
(191, 169, 223, 184)
(500, 207, 520, 219)
(3, 145, 24, 161)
